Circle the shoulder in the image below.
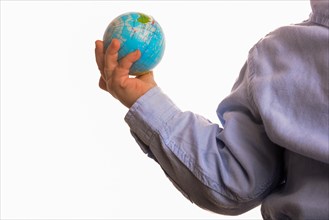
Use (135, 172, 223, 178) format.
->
(245, 23, 329, 164)
(250, 21, 328, 63)
(250, 25, 304, 62)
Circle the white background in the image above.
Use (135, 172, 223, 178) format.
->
(1, 1, 310, 219)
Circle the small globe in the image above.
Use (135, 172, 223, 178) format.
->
(103, 12, 165, 75)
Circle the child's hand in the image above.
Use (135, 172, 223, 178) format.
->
(95, 39, 157, 108)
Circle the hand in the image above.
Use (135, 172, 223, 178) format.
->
(95, 39, 157, 108)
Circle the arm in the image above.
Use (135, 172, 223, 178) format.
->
(95, 39, 283, 215)
(124, 71, 283, 215)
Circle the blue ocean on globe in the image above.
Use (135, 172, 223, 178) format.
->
(103, 12, 165, 75)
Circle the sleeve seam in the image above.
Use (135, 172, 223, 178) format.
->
(246, 45, 262, 122)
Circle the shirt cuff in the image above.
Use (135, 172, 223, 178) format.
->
(124, 86, 181, 154)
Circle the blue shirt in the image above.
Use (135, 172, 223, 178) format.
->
(124, 0, 329, 219)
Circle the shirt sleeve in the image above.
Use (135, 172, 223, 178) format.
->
(124, 57, 283, 215)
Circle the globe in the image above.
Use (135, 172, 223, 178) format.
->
(103, 12, 165, 75)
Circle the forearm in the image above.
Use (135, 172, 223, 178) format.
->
(125, 86, 282, 215)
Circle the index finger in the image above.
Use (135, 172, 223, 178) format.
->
(95, 40, 105, 73)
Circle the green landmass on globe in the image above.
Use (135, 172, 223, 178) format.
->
(137, 13, 151, 24)
(103, 12, 165, 75)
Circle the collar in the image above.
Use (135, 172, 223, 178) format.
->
(310, 0, 329, 27)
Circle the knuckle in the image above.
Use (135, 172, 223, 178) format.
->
(113, 77, 127, 90)
(119, 79, 128, 89)
(98, 79, 105, 89)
